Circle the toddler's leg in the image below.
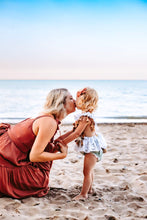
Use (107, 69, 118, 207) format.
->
(88, 170, 94, 194)
(73, 153, 97, 200)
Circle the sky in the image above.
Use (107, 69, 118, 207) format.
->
(0, 0, 147, 80)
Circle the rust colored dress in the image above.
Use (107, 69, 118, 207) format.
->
(0, 115, 59, 199)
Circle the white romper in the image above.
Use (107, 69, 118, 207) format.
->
(74, 112, 107, 161)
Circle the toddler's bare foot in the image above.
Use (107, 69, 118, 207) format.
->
(88, 188, 93, 194)
(72, 194, 88, 201)
(88, 188, 97, 196)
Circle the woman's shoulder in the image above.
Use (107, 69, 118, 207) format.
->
(33, 114, 58, 130)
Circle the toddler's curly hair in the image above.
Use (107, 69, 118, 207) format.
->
(76, 87, 98, 113)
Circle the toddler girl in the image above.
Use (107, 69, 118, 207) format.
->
(55, 87, 107, 200)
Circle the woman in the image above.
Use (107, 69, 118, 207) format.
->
(0, 88, 76, 199)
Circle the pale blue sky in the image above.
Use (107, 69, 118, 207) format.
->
(0, 0, 147, 79)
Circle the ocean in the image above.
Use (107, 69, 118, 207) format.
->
(0, 80, 147, 124)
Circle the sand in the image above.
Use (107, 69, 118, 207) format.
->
(0, 123, 147, 220)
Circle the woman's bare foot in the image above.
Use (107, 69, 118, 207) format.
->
(72, 194, 88, 201)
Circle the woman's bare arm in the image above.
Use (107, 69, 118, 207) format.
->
(29, 117, 67, 162)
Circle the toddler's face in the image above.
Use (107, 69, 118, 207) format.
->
(76, 96, 81, 110)
(76, 88, 87, 110)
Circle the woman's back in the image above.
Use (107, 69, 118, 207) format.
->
(0, 116, 56, 198)
(8, 118, 36, 153)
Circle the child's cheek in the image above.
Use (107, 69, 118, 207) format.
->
(76, 98, 79, 105)
(76, 100, 82, 109)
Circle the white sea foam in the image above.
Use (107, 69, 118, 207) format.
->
(0, 80, 147, 123)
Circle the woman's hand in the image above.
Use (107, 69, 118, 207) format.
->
(54, 138, 62, 145)
(57, 141, 68, 158)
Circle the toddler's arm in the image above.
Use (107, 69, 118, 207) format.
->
(56, 117, 90, 145)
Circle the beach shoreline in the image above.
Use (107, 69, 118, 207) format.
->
(5, 121, 147, 126)
(0, 123, 147, 220)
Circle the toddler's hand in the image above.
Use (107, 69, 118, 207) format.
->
(80, 116, 90, 124)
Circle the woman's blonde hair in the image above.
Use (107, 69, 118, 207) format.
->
(43, 88, 69, 119)
(77, 87, 98, 113)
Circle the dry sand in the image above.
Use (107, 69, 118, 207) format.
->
(0, 123, 147, 220)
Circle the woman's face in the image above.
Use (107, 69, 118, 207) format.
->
(64, 92, 76, 115)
